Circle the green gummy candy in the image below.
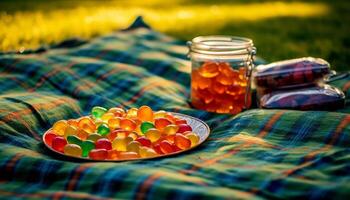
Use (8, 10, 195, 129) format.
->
(140, 122, 155, 134)
(67, 135, 82, 146)
(81, 140, 95, 157)
(97, 124, 110, 136)
(91, 106, 107, 119)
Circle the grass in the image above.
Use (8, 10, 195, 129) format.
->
(0, 0, 349, 71)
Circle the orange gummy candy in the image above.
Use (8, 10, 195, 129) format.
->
(198, 62, 219, 78)
(120, 118, 136, 131)
(137, 105, 154, 122)
(78, 117, 96, 134)
(174, 133, 191, 150)
(216, 73, 233, 86)
(192, 69, 212, 89)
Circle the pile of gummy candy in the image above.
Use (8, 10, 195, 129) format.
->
(191, 61, 250, 114)
(44, 106, 200, 160)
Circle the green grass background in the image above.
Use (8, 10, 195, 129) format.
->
(0, 0, 349, 71)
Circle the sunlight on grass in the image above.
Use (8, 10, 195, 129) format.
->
(0, 1, 329, 52)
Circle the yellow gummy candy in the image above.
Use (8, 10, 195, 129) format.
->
(52, 120, 68, 136)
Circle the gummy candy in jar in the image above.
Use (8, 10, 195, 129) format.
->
(188, 36, 256, 114)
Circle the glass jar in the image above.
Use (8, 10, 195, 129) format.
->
(188, 36, 256, 114)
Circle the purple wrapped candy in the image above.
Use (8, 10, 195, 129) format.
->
(259, 84, 345, 110)
(253, 57, 330, 89)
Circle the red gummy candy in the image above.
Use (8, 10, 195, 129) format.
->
(95, 138, 112, 150)
(175, 119, 187, 125)
(153, 144, 163, 155)
(177, 124, 192, 133)
(52, 136, 67, 152)
(159, 140, 174, 154)
(44, 131, 57, 146)
(89, 149, 108, 160)
(136, 137, 152, 147)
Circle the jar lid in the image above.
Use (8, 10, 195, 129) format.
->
(188, 36, 255, 56)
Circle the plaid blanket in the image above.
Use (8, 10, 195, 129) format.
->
(1, 22, 350, 199)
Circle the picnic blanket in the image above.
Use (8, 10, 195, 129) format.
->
(1, 20, 350, 199)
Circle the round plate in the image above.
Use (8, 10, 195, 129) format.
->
(43, 112, 210, 162)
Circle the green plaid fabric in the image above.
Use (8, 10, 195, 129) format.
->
(0, 26, 350, 200)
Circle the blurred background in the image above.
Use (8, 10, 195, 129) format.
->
(0, 0, 349, 71)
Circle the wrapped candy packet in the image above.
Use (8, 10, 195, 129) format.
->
(253, 57, 330, 89)
(259, 84, 345, 110)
